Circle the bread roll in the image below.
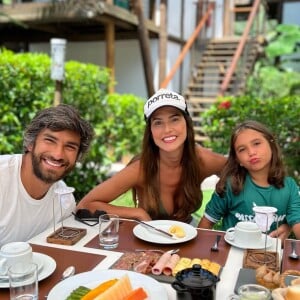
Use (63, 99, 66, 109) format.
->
(286, 285, 300, 300)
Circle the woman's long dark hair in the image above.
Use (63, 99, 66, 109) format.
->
(216, 120, 286, 197)
(139, 110, 203, 221)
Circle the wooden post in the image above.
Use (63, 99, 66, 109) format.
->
(106, 22, 115, 94)
(159, 0, 167, 87)
(106, 0, 115, 94)
(133, 0, 155, 97)
(54, 81, 62, 106)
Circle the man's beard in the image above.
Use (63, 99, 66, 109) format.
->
(31, 152, 73, 184)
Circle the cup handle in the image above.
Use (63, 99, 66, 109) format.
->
(226, 228, 235, 241)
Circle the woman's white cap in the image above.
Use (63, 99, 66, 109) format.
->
(144, 89, 187, 119)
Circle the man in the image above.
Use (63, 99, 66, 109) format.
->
(0, 104, 94, 246)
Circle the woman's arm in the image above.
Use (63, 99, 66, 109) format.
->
(76, 160, 151, 221)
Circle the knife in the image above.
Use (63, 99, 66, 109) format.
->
(119, 218, 174, 238)
(137, 220, 175, 238)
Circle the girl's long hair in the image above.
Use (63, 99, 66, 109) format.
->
(139, 111, 203, 221)
(216, 120, 286, 197)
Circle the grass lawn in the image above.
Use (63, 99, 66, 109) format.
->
(111, 189, 214, 224)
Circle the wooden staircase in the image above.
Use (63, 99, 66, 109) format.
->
(185, 36, 261, 143)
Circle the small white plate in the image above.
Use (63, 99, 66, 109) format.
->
(47, 269, 168, 300)
(0, 252, 56, 288)
(133, 220, 198, 244)
(224, 233, 273, 249)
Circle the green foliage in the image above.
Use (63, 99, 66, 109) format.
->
(0, 49, 145, 200)
(101, 93, 145, 160)
(247, 24, 300, 99)
(0, 49, 53, 153)
(246, 64, 300, 99)
(202, 95, 300, 183)
(265, 24, 300, 59)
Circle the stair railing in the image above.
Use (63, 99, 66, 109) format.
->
(160, 2, 215, 89)
(219, 0, 262, 96)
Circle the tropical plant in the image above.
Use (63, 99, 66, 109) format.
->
(247, 24, 300, 99)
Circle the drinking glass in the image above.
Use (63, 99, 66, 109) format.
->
(8, 262, 38, 300)
(99, 214, 119, 249)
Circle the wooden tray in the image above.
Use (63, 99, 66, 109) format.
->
(243, 249, 279, 271)
(47, 226, 87, 245)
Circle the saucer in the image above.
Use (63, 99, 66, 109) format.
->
(224, 233, 273, 249)
(0, 252, 56, 288)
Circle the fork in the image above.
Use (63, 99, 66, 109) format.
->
(211, 235, 221, 251)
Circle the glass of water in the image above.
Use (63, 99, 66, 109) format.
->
(8, 262, 38, 300)
(99, 214, 119, 249)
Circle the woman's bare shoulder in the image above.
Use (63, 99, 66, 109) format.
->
(195, 145, 227, 176)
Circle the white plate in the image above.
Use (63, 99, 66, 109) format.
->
(0, 252, 56, 288)
(224, 233, 273, 249)
(47, 269, 168, 300)
(133, 220, 198, 244)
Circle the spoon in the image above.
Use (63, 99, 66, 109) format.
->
(45, 266, 76, 298)
(61, 266, 76, 280)
(289, 240, 299, 260)
(211, 235, 221, 252)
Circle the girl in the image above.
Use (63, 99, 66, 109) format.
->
(198, 120, 300, 240)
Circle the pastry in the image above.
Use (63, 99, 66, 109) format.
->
(255, 264, 280, 289)
(272, 270, 300, 300)
(285, 285, 300, 300)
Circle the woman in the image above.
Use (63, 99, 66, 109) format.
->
(77, 89, 226, 225)
(198, 120, 300, 241)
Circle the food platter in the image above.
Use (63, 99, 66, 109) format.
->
(47, 269, 168, 300)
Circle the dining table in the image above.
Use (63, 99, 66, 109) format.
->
(0, 216, 282, 300)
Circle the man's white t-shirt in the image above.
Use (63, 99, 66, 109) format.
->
(0, 154, 76, 246)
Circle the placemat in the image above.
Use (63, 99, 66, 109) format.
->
(281, 239, 300, 272)
(84, 221, 231, 266)
(0, 244, 106, 299)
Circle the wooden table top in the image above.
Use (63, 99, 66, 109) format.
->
(85, 220, 231, 267)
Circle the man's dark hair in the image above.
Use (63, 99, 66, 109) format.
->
(23, 104, 94, 161)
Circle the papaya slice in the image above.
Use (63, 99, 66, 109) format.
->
(80, 278, 118, 300)
(123, 287, 148, 300)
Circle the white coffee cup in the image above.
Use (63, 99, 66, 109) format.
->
(0, 242, 33, 275)
(226, 221, 262, 247)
